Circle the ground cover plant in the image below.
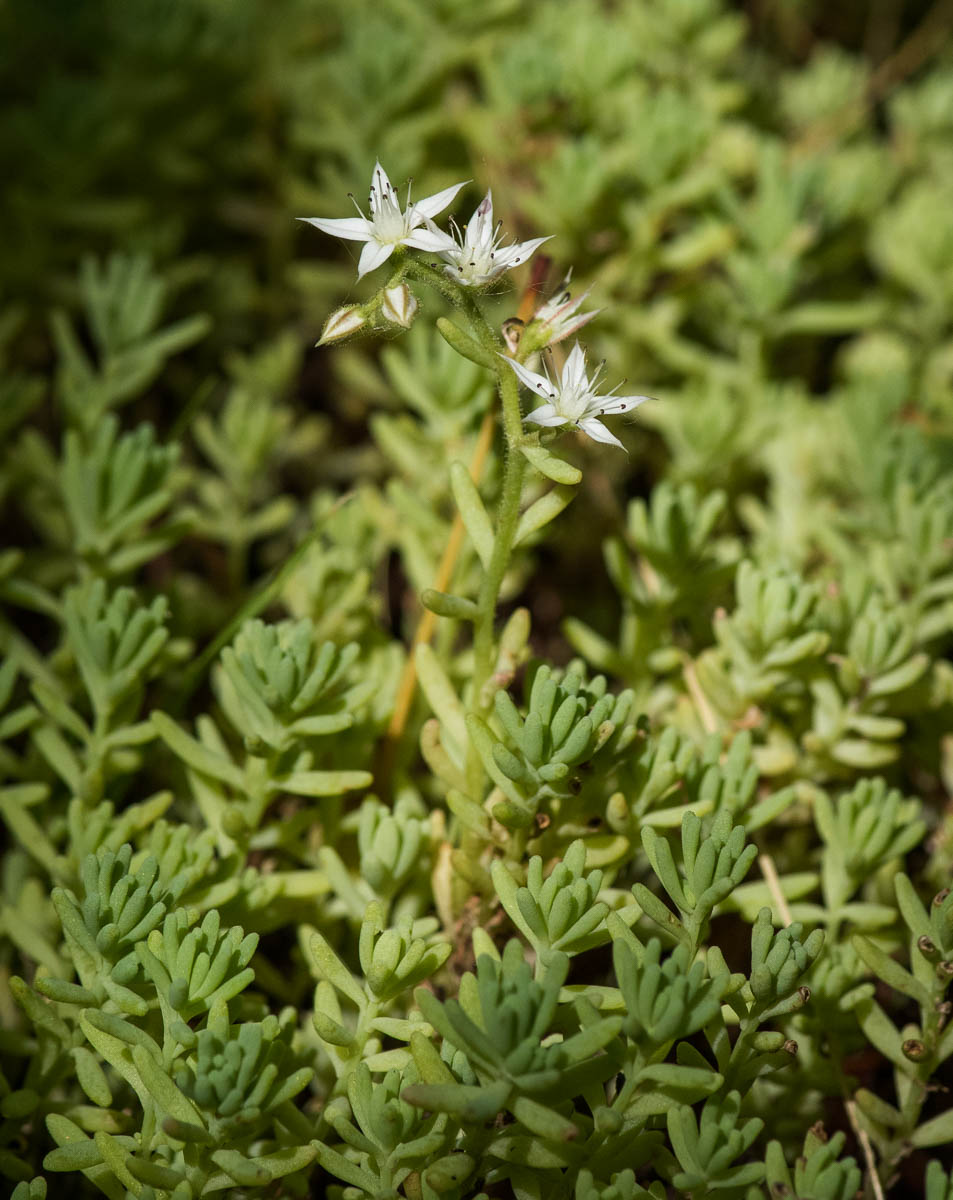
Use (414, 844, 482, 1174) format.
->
(3, 0, 953, 1197)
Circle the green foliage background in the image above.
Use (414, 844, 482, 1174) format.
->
(3, 1, 953, 1197)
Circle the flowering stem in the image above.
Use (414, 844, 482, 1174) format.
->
(467, 366, 525, 797)
(451, 294, 528, 794)
(403, 260, 529, 797)
(374, 407, 495, 793)
(403, 257, 466, 310)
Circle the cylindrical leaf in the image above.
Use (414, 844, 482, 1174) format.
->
(436, 316, 497, 368)
(421, 589, 479, 622)
(449, 461, 494, 569)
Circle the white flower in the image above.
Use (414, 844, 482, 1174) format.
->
(435, 191, 550, 286)
(504, 342, 650, 450)
(528, 270, 600, 348)
(299, 161, 466, 279)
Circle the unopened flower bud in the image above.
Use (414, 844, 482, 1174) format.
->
(381, 283, 418, 328)
(318, 305, 366, 345)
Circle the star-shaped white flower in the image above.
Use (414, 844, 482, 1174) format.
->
(299, 161, 466, 279)
(435, 191, 550, 286)
(504, 342, 650, 450)
(530, 271, 600, 346)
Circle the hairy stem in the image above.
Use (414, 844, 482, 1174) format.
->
(374, 407, 495, 795)
(403, 261, 530, 800)
(462, 323, 526, 800)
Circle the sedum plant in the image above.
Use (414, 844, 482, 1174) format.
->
(2, 2, 953, 1198)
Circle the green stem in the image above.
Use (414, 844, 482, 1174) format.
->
(466, 354, 525, 800)
(312, 994, 382, 1142)
(403, 261, 529, 800)
(610, 1047, 648, 1113)
(403, 257, 467, 311)
(81, 710, 111, 805)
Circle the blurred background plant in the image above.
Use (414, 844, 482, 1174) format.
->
(2, 0, 953, 1196)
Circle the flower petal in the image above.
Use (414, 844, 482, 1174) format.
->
(578, 417, 625, 450)
(299, 216, 373, 242)
(412, 179, 469, 221)
(370, 161, 395, 205)
(550, 307, 600, 344)
(356, 239, 395, 278)
(524, 404, 565, 427)
(403, 227, 459, 253)
(590, 394, 651, 416)
(561, 342, 590, 393)
(492, 235, 551, 270)
(467, 191, 493, 242)
(503, 356, 558, 400)
(533, 279, 600, 346)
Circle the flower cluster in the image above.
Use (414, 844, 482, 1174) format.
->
(303, 161, 649, 449)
